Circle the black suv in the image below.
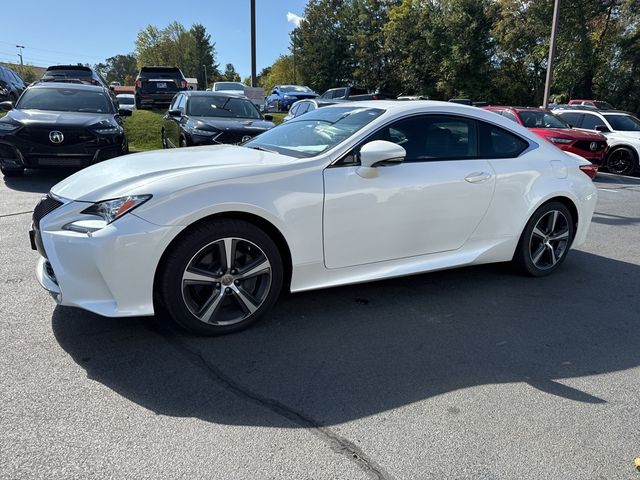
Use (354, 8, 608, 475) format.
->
(42, 65, 108, 87)
(0, 65, 27, 102)
(135, 66, 188, 109)
(0, 82, 131, 177)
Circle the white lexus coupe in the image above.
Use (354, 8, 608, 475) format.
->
(31, 101, 597, 335)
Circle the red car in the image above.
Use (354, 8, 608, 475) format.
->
(483, 106, 606, 178)
(568, 99, 615, 110)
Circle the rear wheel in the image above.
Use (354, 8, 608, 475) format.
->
(179, 137, 188, 148)
(606, 147, 637, 175)
(513, 202, 574, 277)
(159, 219, 284, 335)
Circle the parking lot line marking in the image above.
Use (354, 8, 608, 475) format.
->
(0, 210, 33, 218)
(597, 188, 619, 193)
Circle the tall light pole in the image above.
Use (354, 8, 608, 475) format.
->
(203, 64, 208, 90)
(542, 0, 561, 108)
(250, 0, 257, 87)
(16, 45, 24, 67)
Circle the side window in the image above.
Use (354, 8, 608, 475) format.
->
(559, 112, 582, 127)
(501, 110, 519, 123)
(0, 68, 7, 83)
(176, 95, 186, 112)
(296, 102, 310, 116)
(479, 122, 529, 158)
(580, 114, 606, 130)
(289, 104, 300, 116)
(169, 95, 180, 111)
(333, 88, 347, 99)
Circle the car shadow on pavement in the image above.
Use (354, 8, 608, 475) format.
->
(3, 169, 74, 193)
(52, 251, 639, 427)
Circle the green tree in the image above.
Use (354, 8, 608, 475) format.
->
(259, 56, 301, 92)
(188, 24, 219, 89)
(95, 54, 138, 84)
(221, 63, 241, 82)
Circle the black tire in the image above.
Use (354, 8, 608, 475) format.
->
(1, 165, 24, 177)
(606, 147, 637, 176)
(159, 219, 284, 335)
(179, 137, 188, 148)
(513, 201, 574, 277)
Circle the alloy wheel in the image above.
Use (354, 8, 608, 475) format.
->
(528, 210, 570, 270)
(607, 148, 635, 175)
(181, 237, 272, 326)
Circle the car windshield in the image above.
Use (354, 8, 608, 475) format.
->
(244, 106, 384, 158)
(603, 114, 640, 131)
(214, 82, 244, 91)
(117, 96, 134, 105)
(594, 101, 615, 110)
(518, 111, 569, 129)
(17, 88, 113, 113)
(187, 96, 261, 119)
(280, 85, 313, 93)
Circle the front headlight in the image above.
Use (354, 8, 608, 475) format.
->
(0, 121, 20, 132)
(63, 195, 152, 233)
(92, 120, 123, 135)
(284, 95, 296, 100)
(548, 137, 573, 144)
(190, 128, 219, 136)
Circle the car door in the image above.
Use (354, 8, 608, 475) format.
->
(164, 94, 183, 147)
(0, 68, 9, 101)
(322, 114, 496, 269)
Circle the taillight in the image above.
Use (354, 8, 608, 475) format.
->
(135, 80, 142, 88)
(579, 164, 598, 180)
(372, 94, 380, 100)
(180, 80, 188, 89)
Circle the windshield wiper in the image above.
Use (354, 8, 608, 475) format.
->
(247, 145, 279, 154)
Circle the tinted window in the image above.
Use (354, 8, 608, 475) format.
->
(518, 111, 569, 128)
(558, 112, 582, 127)
(366, 115, 478, 162)
(116, 96, 134, 105)
(295, 102, 310, 116)
(17, 88, 113, 113)
(44, 69, 92, 79)
(501, 110, 518, 123)
(187, 96, 260, 118)
(479, 122, 529, 158)
(602, 114, 640, 131)
(580, 114, 607, 130)
(333, 88, 347, 98)
(289, 104, 301, 116)
(0, 67, 7, 83)
(176, 95, 186, 112)
(280, 85, 313, 93)
(214, 82, 244, 91)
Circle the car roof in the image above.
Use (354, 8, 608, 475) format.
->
(46, 65, 93, 72)
(182, 90, 250, 98)
(28, 82, 107, 93)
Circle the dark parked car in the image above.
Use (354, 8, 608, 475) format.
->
(0, 65, 27, 103)
(264, 85, 318, 112)
(42, 65, 108, 87)
(161, 91, 275, 148)
(135, 66, 188, 110)
(320, 86, 395, 101)
(0, 83, 131, 177)
(282, 99, 338, 122)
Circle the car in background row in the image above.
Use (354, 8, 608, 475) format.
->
(116, 94, 136, 112)
(483, 106, 607, 172)
(282, 99, 338, 122)
(161, 91, 275, 148)
(42, 65, 108, 88)
(554, 108, 640, 175)
(211, 82, 246, 95)
(0, 83, 131, 177)
(135, 66, 188, 110)
(568, 99, 615, 110)
(264, 85, 318, 112)
(0, 65, 27, 103)
(320, 86, 395, 101)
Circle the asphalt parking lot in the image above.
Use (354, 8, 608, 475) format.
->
(1, 170, 639, 480)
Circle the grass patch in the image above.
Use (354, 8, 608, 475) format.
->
(124, 109, 164, 152)
(270, 113, 286, 125)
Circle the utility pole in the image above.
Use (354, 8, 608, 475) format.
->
(250, 0, 257, 87)
(542, 0, 560, 108)
(203, 64, 208, 90)
(16, 45, 25, 67)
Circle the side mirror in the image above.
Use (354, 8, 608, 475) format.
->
(118, 108, 132, 117)
(595, 125, 610, 133)
(357, 140, 405, 178)
(0, 101, 13, 111)
(271, 90, 278, 95)
(168, 109, 182, 117)
(263, 114, 273, 121)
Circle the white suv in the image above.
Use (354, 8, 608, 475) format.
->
(554, 109, 640, 175)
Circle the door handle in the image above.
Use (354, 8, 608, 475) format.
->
(464, 172, 492, 183)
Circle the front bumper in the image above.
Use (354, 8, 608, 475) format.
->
(32, 198, 183, 317)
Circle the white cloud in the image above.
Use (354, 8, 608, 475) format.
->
(286, 12, 303, 27)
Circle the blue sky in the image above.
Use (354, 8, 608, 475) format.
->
(0, 0, 308, 77)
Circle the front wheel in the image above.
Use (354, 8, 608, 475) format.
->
(606, 147, 637, 176)
(513, 202, 574, 277)
(159, 219, 284, 335)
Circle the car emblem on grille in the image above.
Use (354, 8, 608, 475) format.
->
(49, 131, 64, 144)
(589, 142, 598, 151)
(242, 135, 252, 143)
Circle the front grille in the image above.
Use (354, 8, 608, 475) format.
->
(33, 195, 63, 227)
(18, 127, 96, 147)
(0, 142, 17, 159)
(44, 261, 58, 285)
(574, 140, 607, 152)
(214, 132, 253, 144)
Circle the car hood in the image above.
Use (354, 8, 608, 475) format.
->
(5, 109, 114, 127)
(51, 144, 296, 202)
(283, 93, 318, 99)
(192, 116, 275, 132)
(529, 127, 605, 141)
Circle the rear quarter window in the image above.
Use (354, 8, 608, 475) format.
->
(479, 122, 529, 158)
